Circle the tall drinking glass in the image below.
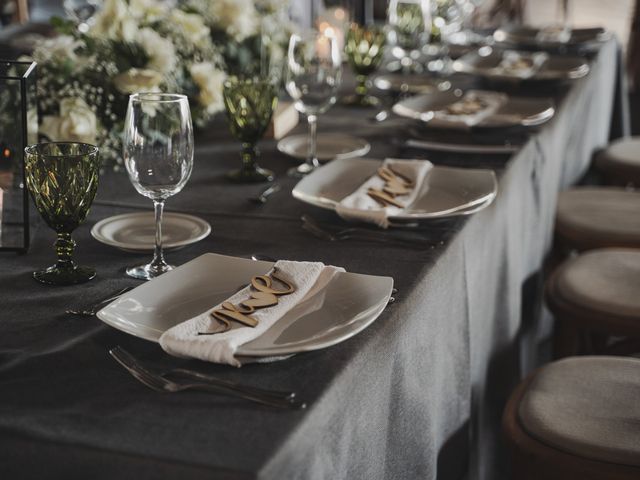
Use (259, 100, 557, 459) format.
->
(387, 0, 432, 71)
(223, 76, 277, 183)
(25, 142, 100, 285)
(123, 93, 194, 280)
(285, 29, 342, 176)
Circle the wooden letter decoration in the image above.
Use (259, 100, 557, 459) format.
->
(366, 166, 415, 208)
(198, 268, 296, 335)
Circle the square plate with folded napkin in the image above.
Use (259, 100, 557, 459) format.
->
(292, 158, 497, 227)
(97, 253, 393, 366)
(493, 25, 611, 51)
(392, 89, 555, 129)
(453, 47, 589, 81)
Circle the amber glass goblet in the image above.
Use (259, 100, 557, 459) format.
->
(24, 142, 100, 285)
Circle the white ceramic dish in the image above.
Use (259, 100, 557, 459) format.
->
(493, 25, 611, 50)
(277, 133, 371, 162)
(91, 212, 211, 252)
(373, 74, 452, 95)
(97, 253, 393, 357)
(404, 137, 520, 154)
(292, 157, 498, 220)
(453, 47, 589, 81)
(392, 90, 555, 129)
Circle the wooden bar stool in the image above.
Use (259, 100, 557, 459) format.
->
(594, 137, 640, 187)
(545, 248, 640, 357)
(503, 356, 640, 480)
(555, 187, 640, 253)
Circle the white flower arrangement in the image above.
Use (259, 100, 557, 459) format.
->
(27, 0, 291, 168)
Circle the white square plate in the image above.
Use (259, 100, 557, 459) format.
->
(292, 158, 498, 221)
(97, 253, 394, 357)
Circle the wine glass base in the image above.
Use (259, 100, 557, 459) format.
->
(126, 262, 174, 280)
(342, 94, 380, 108)
(33, 264, 96, 286)
(226, 166, 274, 183)
(287, 163, 319, 178)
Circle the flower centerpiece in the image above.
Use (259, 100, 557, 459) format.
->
(27, 0, 292, 168)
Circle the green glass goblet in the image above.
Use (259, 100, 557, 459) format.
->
(223, 77, 277, 183)
(344, 23, 387, 107)
(24, 142, 100, 285)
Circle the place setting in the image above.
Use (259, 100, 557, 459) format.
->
(394, 86, 555, 153)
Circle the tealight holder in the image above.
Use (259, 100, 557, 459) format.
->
(0, 60, 36, 253)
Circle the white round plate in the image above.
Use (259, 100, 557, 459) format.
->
(277, 133, 370, 162)
(91, 212, 211, 252)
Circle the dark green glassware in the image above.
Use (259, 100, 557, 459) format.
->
(344, 24, 387, 107)
(24, 142, 99, 285)
(223, 77, 277, 183)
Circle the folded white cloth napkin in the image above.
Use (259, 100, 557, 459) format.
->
(496, 51, 549, 79)
(335, 158, 433, 228)
(159, 260, 343, 367)
(432, 90, 508, 128)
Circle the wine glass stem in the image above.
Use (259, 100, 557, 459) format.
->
(355, 75, 368, 100)
(241, 142, 257, 171)
(151, 200, 167, 270)
(307, 114, 320, 169)
(54, 232, 75, 269)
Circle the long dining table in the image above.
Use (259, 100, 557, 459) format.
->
(0, 38, 629, 480)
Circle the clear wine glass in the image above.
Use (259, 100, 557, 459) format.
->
(123, 93, 194, 280)
(387, 0, 432, 72)
(285, 28, 342, 177)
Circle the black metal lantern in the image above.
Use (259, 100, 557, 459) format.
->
(0, 60, 36, 253)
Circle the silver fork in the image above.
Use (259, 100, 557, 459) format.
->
(109, 346, 305, 409)
(301, 215, 427, 248)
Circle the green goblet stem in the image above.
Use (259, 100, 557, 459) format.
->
(241, 142, 258, 171)
(355, 75, 369, 102)
(54, 232, 76, 269)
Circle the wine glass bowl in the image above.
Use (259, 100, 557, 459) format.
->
(123, 93, 194, 280)
(286, 29, 342, 176)
(223, 76, 277, 183)
(25, 142, 100, 285)
(344, 23, 387, 107)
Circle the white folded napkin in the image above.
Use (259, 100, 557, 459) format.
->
(335, 158, 433, 228)
(159, 260, 344, 367)
(496, 51, 549, 79)
(432, 90, 508, 128)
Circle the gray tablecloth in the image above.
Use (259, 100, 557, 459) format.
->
(0, 39, 627, 480)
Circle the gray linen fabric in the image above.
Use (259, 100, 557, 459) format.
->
(0, 40, 626, 480)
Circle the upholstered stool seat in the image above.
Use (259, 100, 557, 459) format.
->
(503, 356, 640, 480)
(555, 188, 640, 251)
(594, 137, 640, 186)
(546, 249, 640, 355)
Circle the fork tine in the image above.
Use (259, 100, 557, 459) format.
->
(109, 347, 170, 392)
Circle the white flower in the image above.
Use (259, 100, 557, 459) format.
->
(40, 98, 97, 144)
(170, 10, 210, 46)
(90, 0, 137, 42)
(136, 28, 177, 74)
(113, 68, 164, 94)
(32, 35, 83, 64)
(189, 62, 225, 114)
(209, 0, 259, 41)
(129, 0, 168, 22)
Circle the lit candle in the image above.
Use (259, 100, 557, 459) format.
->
(318, 7, 349, 53)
